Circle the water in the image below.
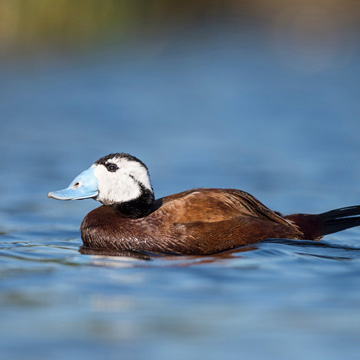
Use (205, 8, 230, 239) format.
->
(1, 25, 360, 359)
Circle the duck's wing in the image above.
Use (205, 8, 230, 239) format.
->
(146, 189, 304, 254)
(158, 188, 300, 229)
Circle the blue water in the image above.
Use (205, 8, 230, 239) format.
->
(1, 25, 360, 359)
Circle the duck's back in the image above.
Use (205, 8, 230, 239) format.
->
(81, 188, 303, 255)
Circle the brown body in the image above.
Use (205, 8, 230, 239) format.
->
(80, 188, 343, 255)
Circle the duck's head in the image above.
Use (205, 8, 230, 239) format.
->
(48, 153, 154, 213)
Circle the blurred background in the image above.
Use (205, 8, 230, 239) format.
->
(0, 0, 360, 210)
(1, 0, 360, 212)
(1, 1, 360, 360)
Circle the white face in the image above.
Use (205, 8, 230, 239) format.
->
(92, 156, 153, 205)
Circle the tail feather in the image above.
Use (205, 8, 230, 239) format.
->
(285, 205, 360, 240)
(320, 206, 360, 236)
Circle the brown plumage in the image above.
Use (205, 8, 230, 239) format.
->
(81, 188, 360, 255)
(48, 153, 360, 256)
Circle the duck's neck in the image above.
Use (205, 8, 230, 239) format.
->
(113, 186, 155, 218)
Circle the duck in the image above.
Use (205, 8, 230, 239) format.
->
(48, 153, 360, 255)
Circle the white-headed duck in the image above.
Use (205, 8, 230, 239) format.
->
(48, 153, 360, 255)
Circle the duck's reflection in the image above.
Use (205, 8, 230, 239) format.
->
(79, 245, 257, 267)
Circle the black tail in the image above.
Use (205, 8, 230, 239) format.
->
(320, 206, 360, 235)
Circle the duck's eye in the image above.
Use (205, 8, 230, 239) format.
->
(106, 163, 118, 172)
